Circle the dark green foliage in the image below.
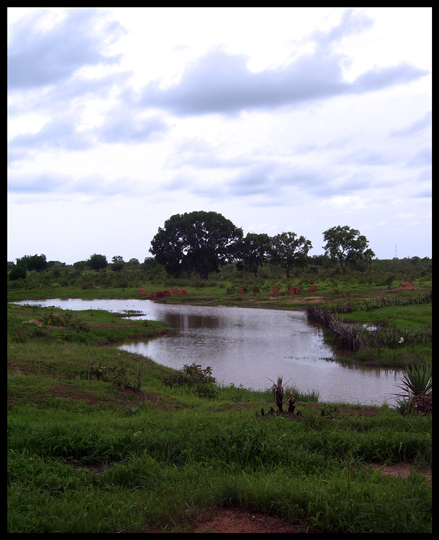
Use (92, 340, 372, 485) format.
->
(163, 363, 218, 399)
(9, 265, 27, 281)
(234, 232, 272, 277)
(86, 254, 108, 272)
(16, 254, 47, 272)
(270, 232, 312, 279)
(323, 226, 375, 276)
(111, 255, 124, 272)
(150, 211, 243, 279)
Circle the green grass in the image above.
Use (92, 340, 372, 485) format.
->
(7, 299, 432, 533)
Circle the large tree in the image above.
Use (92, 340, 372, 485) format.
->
(150, 211, 243, 279)
(234, 232, 272, 278)
(270, 232, 312, 279)
(322, 225, 375, 276)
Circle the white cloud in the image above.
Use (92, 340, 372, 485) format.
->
(7, 7, 432, 263)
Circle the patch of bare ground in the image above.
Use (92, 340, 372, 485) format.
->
(394, 281, 419, 290)
(364, 462, 431, 484)
(145, 506, 322, 534)
(12, 383, 176, 410)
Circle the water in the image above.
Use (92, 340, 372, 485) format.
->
(12, 298, 403, 405)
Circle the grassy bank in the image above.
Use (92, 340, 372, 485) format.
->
(8, 279, 432, 369)
(7, 301, 432, 533)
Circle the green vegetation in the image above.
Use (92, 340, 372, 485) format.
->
(7, 250, 432, 369)
(7, 300, 432, 533)
(322, 225, 375, 276)
(150, 211, 243, 279)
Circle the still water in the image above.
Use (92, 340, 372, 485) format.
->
(13, 298, 403, 406)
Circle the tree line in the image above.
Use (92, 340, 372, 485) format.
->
(149, 211, 374, 280)
(8, 211, 431, 284)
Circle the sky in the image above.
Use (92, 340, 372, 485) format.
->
(7, 7, 432, 265)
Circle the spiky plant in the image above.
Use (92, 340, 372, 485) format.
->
(394, 364, 432, 415)
(397, 365, 432, 397)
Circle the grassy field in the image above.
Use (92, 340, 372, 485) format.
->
(7, 299, 432, 533)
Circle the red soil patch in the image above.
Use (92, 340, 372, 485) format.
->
(394, 282, 419, 290)
(364, 462, 431, 484)
(42, 384, 176, 409)
(145, 506, 321, 534)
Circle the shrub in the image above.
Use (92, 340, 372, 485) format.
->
(9, 266, 26, 281)
(163, 363, 218, 399)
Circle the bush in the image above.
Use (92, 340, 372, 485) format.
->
(163, 363, 218, 399)
(9, 266, 26, 281)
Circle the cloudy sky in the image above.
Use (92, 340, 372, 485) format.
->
(8, 7, 431, 265)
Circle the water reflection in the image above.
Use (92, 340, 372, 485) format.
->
(12, 298, 404, 405)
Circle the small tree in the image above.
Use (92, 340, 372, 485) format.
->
(234, 232, 272, 277)
(270, 232, 312, 279)
(16, 254, 47, 272)
(87, 253, 108, 272)
(9, 266, 26, 281)
(322, 225, 375, 276)
(111, 255, 124, 272)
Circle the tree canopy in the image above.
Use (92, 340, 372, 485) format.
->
(322, 225, 375, 275)
(149, 211, 243, 279)
(111, 255, 124, 272)
(234, 232, 272, 277)
(270, 232, 312, 279)
(16, 254, 47, 272)
(86, 253, 108, 272)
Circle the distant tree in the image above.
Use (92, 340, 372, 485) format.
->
(73, 260, 87, 272)
(143, 257, 159, 270)
(322, 225, 375, 276)
(86, 253, 108, 272)
(47, 260, 66, 268)
(16, 254, 47, 272)
(111, 255, 124, 272)
(150, 211, 243, 279)
(9, 265, 26, 281)
(7, 261, 15, 271)
(309, 254, 328, 267)
(270, 232, 313, 279)
(234, 233, 272, 278)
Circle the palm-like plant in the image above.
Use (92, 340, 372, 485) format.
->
(397, 365, 432, 397)
(395, 365, 432, 415)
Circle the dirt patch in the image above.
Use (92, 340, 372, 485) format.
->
(364, 462, 432, 484)
(47, 384, 102, 405)
(394, 282, 419, 290)
(65, 459, 105, 475)
(42, 384, 176, 410)
(23, 319, 63, 329)
(145, 506, 321, 534)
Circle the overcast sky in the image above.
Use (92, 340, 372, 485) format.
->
(8, 7, 432, 265)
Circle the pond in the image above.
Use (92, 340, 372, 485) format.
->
(13, 298, 404, 406)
